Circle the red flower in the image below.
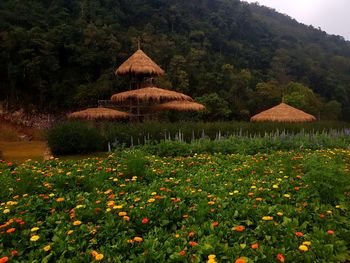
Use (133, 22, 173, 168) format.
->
(0, 257, 9, 263)
(319, 214, 325, 218)
(327, 230, 334, 235)
(189, 241, 198, 247)
(295, 231, 304, 237)
(294, 186, 300, 191)
(188, 231, 195, 238)
(179, 250, 186, 256)
(233, 225, 245, 232)
(212, 221, 219, 227)
(141, 218, 149, 224)
(276, 253, 285, 262)
(11, 250, 18, 256)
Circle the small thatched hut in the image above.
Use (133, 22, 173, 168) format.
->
(153, 101, 205, 111)
(68, 107, 132, 120)
(250, 103, 316, 123)
(116, 49, 164, 77)
(111, 87, 193, 103)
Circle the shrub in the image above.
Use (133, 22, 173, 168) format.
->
(47, 121, 106, 155)
(122, 150, 153, 182)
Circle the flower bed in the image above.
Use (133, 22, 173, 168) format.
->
(0, 149, 349, 262)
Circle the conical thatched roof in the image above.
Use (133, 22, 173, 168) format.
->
(111, 86, 193, 103)
(116, 49, 165, 76)
(153, 100, 205, 111)
(68, 107, 132, 120)
(250, 103, 316, 123)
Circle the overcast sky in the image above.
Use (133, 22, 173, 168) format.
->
(243, 0, 350, 40)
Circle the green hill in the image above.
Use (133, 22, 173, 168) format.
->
(1, 0, 349, 120)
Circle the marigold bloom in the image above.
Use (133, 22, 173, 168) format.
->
(303, 241, 311, 246)
(189, 241, 198, 246)
(123, 216, 130, 221)
(262, 216, 273, 221)
(95, 253, 104, 261)
(299, 245, 309, 252)
(295, 231, 304, 237)
(31, 227, 40, 232)
(0, 256, 9, 263)
(133, 236, 143, 243)
(235, 258, 247, 263)
(251, 243, 259, 249)
(147, 198, 155, 203)
(327, 230, 335, 235)
(179, 250, 186, 256)
(233, 225, 245, 232)
(30, 235, 40, 242)
(277, 212, 283, 216)
(43, 245, 51, 252)
(56, 197, 65, 202)
(6, 228, 16, 233)
(67, 230, 74, 235)
(276, 253, 285, 262)
(118, 211, 127, 217)
(208, 255, 216, 259)
(73, 220, 82, 226)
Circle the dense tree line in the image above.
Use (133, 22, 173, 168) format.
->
(0, 0, 350, 120)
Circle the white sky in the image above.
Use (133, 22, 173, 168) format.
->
(243, 0, 350, 40)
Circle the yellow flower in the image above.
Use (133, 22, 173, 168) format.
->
(272, 185, 279, 189)
(3, 209, 10, 214)
(151, 192, 157, 195)
(208, 201, 215, 205)
(106, 208, 111, 212)
(43, 245, 51, 252)
(303, 241, 311, 246)
(31, 227, 40, 232)
(30, 235, 40, 241)
(208, 255, 216, 259)
(283, 194, 291, 198)
(147, 198, 155, 203)
(95, 253, 104, 261)
(262, 216, 273, 221)
(113, 205, 123, 209)
(133, 236, 143, 242)
(123, 216, 130, 221)
(118, 211, 127, 217)
(299, 245, 309, 252)
(56, 197, 65, 202)
(134, 198, 141, 202)
(73, 220, 82, 226)
(277, 212, 284, 216)
(67, 230, 74, 235)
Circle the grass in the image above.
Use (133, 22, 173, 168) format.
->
(0, 141, 47, 162)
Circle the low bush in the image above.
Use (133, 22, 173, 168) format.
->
(47, 121, 106, 155)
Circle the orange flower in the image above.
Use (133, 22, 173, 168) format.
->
(189, 241, 198, 247)
(251, 243, 259, 249)
(295, 231, 304, 237)
(235, 258, 247, 263)
(6, 228, 16, 233)
(276, 253, 285, 262)
(327, 230, 334, 235)
(212, 221, 219, 227)
(233, 225, 245, 232)
(141, 218, 149, 224)
(133, 236, 143, 243)
(0, 256, 9, 263)
(179, 250, 186, 256)
(188, 231, 195, 237)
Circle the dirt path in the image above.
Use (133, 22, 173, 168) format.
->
(0, 141, 48, 162)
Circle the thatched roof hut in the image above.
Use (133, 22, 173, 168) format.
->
(153, 101, 205, 111)
(250, 103, 316, 123)
(111, 87, 193, 103)
(68, 107, 132, 120)
(116, 49, 165, 77)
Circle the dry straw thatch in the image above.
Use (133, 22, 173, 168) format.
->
(68, 107, 132, 120)
(153, 100, 205, 111)
(250, 103, 316, 123)
(116, 49, 165, 76)
(111, 87, 193, 103)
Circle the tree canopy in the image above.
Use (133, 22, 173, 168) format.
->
(1, 0, 350, 120)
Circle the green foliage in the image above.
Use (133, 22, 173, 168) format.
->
(122, 150, 150, 179)
(195, 93, 231, 121)
(47, 121, 105, 155)
(304, 155, 350, 205)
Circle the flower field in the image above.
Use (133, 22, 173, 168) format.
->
(1, 149, 350, 262)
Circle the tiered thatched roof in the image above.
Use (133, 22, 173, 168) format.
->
(68, 107, 132, 120)
(153, 101, 205, 111)
(111, 86, 193, 103)
(250, 103, 316, 123)
(116, 49, 164, 77)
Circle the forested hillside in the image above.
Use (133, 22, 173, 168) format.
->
(1, 0, 350, 120)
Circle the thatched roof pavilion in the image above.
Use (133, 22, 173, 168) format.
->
(68, 107, 132, 120)
(116, 49, 165, 77)
(111, 86, 193, 103)
(153, 101, 205, 111)
(250, 103, 316, 123)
